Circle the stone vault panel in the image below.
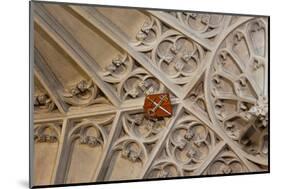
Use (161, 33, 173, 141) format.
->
(31, 2, 269, 187)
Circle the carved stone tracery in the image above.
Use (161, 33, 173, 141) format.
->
(32, 3, 268, 186)
(112, 111, 169, 164)
(34, 123, 61, 143)
(132, 16, 206, 89)
(206, 18, 268, 166)
(101, 53, 167, 100)
(146, 111, 221, 178)
(204, 146, 248, 175)
(62, 80, 110, 107)
(169, 12, 226, 41)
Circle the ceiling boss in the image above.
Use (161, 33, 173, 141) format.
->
(139, 81, 173, 119)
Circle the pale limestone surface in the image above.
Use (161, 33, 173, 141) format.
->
(31, 2, 269, 187)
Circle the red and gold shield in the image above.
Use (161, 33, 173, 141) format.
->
(143, 93, 173, 118)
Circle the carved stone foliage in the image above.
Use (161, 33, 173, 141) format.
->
(132, 16, 206, 89)
(101, 53, 167, 100)
(206, 18, 268, 167)
(187, 77, 210, 121)
(34, 122, 61, 143)
(169, 12, 227, 41)
(103, 110, 172, 180)
(77, 125, 104, 148)
(32, 3, 269, 186)
(146, 111, 221, 178)
(113, 111, 170, 163)
(68, 115, 115, 148)
(34, 93, 57, 113)
(204, 146, 247, 175)
(63, 115, 115, 183)
(62, 80, 110, 108)
(33, 122, 62, 186)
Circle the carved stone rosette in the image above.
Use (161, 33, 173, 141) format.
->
(32, 3, 269, 186)
(206, 18, 268, 169)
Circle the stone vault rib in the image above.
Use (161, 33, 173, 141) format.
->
(182, 100, 267, 171)
(31, 2, 268, 186)
(147, 10, 214, 51)
(68, 5, 184, 99)
(139, 105, 184, 178)
(33, 4, 122, 107)
(181, 16, 255, 100)
(34, 49, 68, 114)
